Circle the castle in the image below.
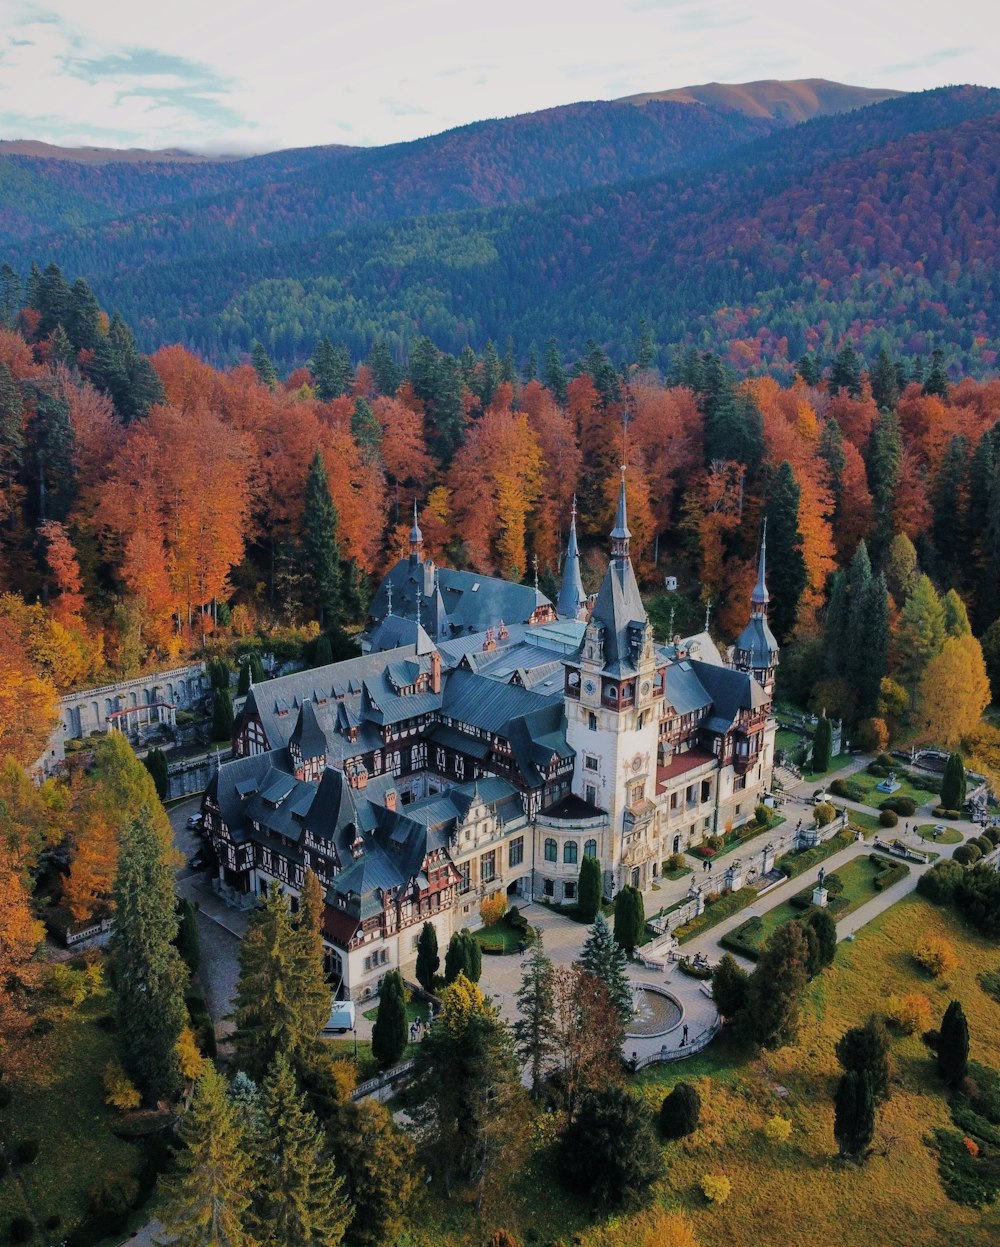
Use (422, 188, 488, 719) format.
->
(202, 475, 778, 1001)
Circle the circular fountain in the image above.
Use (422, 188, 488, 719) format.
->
(625, 984, 683, 1038)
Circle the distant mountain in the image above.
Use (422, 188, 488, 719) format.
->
(7, 83, 1000, 375)
(0, 140, 249, 163)
(618, 77, 904, 121)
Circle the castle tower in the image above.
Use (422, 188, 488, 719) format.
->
(556, 496, 588, 621)
(409, 499, 423, 568)
(562, 468, 664, 893)
(733, 520, 779, 695)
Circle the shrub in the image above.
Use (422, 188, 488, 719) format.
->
(933, 806, 962, 819)
(763, 1115, 793, 1143)
(886, 992, 933, 1034)
(873, 860, 909, 891)
(677, 959, 713, 980)
(45, 963, 88, 1008)
(830, 778, 866, 802)
(479, 891, 507, 927)
(706, 834, 724, 851)
(9, 1216, 33, 1243)
(974, 835, 994, 856)
(823, 872, 845, 896)
(506, 906, 529, 933)
(918, 860, 965, 903)
(665, 852, 687, 873)
(103, 1059, 141, 1111)
(879, 809, 899, 828)
(755, 803, 770, 826)
(880, 796, 917, 817)
(983, 826, 1000, 847)
(814, 801, 836, 827)
(660, 1082, 701, 1139)
(15, 1140, 38, 1164)
(700, 1174, 731, 1205)
(914, 937, 960, 977)
(954, 844, 983, 867)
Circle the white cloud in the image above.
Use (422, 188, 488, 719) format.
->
(0, 0, 997, 151)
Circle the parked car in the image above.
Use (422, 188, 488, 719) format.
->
(322, 1000, 356, 1033)
(186, 814, 203, 829)
(187, 853, 206, 870)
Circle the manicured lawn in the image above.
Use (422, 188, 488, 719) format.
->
(363, 999, 430, 1026)
(0, 991, 148, 1240)
(472, 917, 529, 953)
(673, 887, 758, 943)
(662, 864, 693, 880)
(846, 768, 936, 810)
(918, 823, 963, 845)
(777, 827, 857, 877)
(686, 812, 785, 865)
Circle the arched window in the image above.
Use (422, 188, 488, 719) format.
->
(584, 839, 597, 859)
(544, 838, 557, 863)
(563, 840, 578, 865)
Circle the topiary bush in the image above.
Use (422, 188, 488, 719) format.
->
(823, 872, 845, 896)
(918, 860, 964, 903)
(982, 827, 1000, 847)
(755, 803, 770, 826)
(974, 836, 994, 856)
(954, 844, 983, 867)
(879, 809, 899, 828)
(829, 778, 865, 801)
(933, 806, 962, 820)
(15, 1140, 38, 1165)
(814, 801, 837, 827)
(660, 1082, 701, 1139)
(880, 796, 917, 817)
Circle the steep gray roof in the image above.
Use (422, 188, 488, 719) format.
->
(689, 659, 768, 732)
(589, 554, 648, 677)
(290, 699, 327, 760)
(366, 614, 435, 655)
(663, 661, 713, 717)
(556, 505, 587, 620)
(734, 615, 779, 672)
(441, 669, 559, 735)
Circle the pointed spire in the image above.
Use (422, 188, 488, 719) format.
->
(415, 584, 422, 630)
(752, 518, 769, 610)
(704, 599, 712, 632)
(533, 553, 539, 593)
(557, 495, 587, 620)
(409, 498, 423, 565)
(386, 582, 393, 617)
(610, 465, 630, 560)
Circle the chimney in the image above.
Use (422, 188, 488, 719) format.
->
(430, 649, 442, 694)
(385, 788, 398, 812)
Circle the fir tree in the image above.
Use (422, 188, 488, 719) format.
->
(896, 574, 946, 694)
(248, 652, 265, 684)
(251, 341, 278, 388)
(579, 911, 633, 1023)
(922, 348, 950, 399)
(524, 342, 538, 383)
(212, 688, 234, 742)
(331, 1100, 417, 1247)
(834, 1069, 876, 1159)
(22, 379, 76, 525)
(577, 854, 602, 921)
(366, 340, 401, 397)
(542, 338, 567, 405)
(802, 907, 837, 976)
(744, 920, 809, 1048)
(884, 532, 919, 607)
(613, 886, 645, 958)
(350, 397, 381, 461)
(252, 1053, 352, 1247)
(711, 953, 749, 1020)
(500, 335, 517, 386)
(940, 752, 967, 811)
(409, 338, 466, 464)
(415, 922, 439, 993)
(444, 930, 482, 984)
(371, 970, 407, 1069)
(175, 897, 201, 975)
(796, 352, 823, 386)
(938, 1000, 970, 1086)
(942, 588, 972, 637)
(559, 1085, 664, 1210)
(300, 451, 341, 628)
(478, 339, 501, 412)
(0, 263, 20, 327)
(823, 568, 850, 680)
(66, 278, 101, 352)
(159, 1064, 256, 1247)
(811, 712, 833, 773)
(866, 410, 904, 563)
(513, 929, 555, 1099)
(869, 347, 900, 411)
(143, 747, 169, 801)
(110, 806, 188, 1102)
(764, 461, 807, 643)
(659, 1081, 701, 1139)
(635, 316, 656, 371)
(313, 338, 351, 400)
(835, 1017, 892, 1102)
(36, 262, 72, 339)
(829, 342, 862, 398)
(295, 869, 333, 1044)
(237, 661, 252, 697)
(818, 417, 846, 521)
(0, 360, 25, 496)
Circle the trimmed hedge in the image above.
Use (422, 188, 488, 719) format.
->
(677, 959, 714, 980)
(933, 807, 962, 820)
(673, 887, 758, 943)
(879, 809, 899, 828)
(973, 836, 994, 856)
(873, 860, 909, 891)
(829, 778, 865, 802)
(982, 826, 1000, 847)
(954, 843, 983, 866)
(879, 796, 917, 817)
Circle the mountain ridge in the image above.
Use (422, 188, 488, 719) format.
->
(618, 77, 905, 120)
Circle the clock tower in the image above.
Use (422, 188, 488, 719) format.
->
(563, 470, 665, 893)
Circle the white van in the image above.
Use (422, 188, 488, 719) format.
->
(323, 1000, 356, 1033)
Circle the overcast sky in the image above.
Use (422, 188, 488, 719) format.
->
(1, 0, 997, 152)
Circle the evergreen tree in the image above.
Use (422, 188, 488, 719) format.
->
(833, 1069, 876, 1159)
(869, 347, 900, 410)
(577, 854, 602, 921)
(635, 316, 656, 371)
(237, 661, 252, 697)
(65, 278, 101, 352)
(248, 652, 265, 684)
(110, 806, 188, 1102)
(866, 410, 903, 563)
(764, 461, 807, 643)
(823, 569, 850, 680)
(802, 907, 837, 976)
(295, 869, 334, 1043)
(811, 712, 833, 773)
(0, 263, 20, 327)
(478, 339, 501, 412)
(659, 1081, 701, 1139)
(829, 342, 863, 397)
(581, 340, 620, 407)
(938, 1000, 970, 1086)
(212, 688, 234, 742)
(857, 572, 890, 721)
(559, 1085, 664, 1211)
(22, 379, 76, 525)
(313, 338, 352, 400)
(613, 886, 645, 958)
(930, 437, 969, 588)
(371, 970, 407, 1069)
(922, 348, 949, 399)
(579, 911, 633, 1023)
(300, 451, 341, 628)
(252, 1053, 352, 1247)
(251, 341, 278, 388)
(940, 752, 967, 811)
(835, 1017, 892, 1102)
(542, 338, 567, 405)
(743, 921, 809, 1048)
(159, 1064, 256, 1247)
(942, 588, 972, 637)
(350, 397, 381, 461)
(233, 885, 324, 1083)
(524, 342, 538, 383)
(711, 953, 749, 1020)
(36, 262, 72, 339)
(896, 574, 946, 694)
(87, 312, 165, 424)
(175, 897, 201, 975)
(818, 418, 846, 524)
(366, 340, 401, 397)
(409, 338, 466, 464)
(969, 426, 1000, 631)
(513, 929, 555, 1099)
(884, 533, 919, 607)
(500, 336, 517, 386)
(415, 922, 439, 993)
(48, 323, 75, 368)
(0, 360, 24, 498)
(444, 930, 481, 984)
(330, 1100, 417, 1247)
(142, 747, 169, 801)
(796, 352, 823, 386)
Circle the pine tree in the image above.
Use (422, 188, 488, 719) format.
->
(159, 1064, 256, 1247)
(366, 340, 401, 397)
(764, 461, 807, 643)
(330, 1100, 417, 1247)
(350, 398, 381, 462)
(248, 652, 265, 684)
(796, 352, 823, 386)
(252, 1053, 352, 1247)
(834, 1069, 876, 1159)
(143, 747, 169, 801)
(869, 347, 900, 410)
(415, 922, 439, 993)
(802, 907, 837, 975)
(938, 999, 970, 1086)
(930, 436, 970, 588)
(237, 661, 252, 697)
(542, 338, 567, 405)
(577, 854, 602, 921)
(811, 713, 833, 773)
(0, 263, 20, 327)
(884, 533, 919, 607)
(711, 953, 749, 1020)
(829, 342, 863, 397)
(22, 379, 76, 525)
(636, 317, 656, 371)
(559, 1085, 664, 1210)
(513, 930, 555, 1099)
(300, 451, 341, 628)
(478, 339, 501, 412)
(744, 921, 809, 1047)
(579, 911, 633, 1023)
(251, 342, 278, 388)
(613, 886, 645, 958)
(823, 569, 850, 679)
(524, 342, 538, 383)
(0, 361, 25, 499)
(835, 1017, 892, 1102)
(314, 338, 352, 400)
(444, 930, 482, 984)
(659, 1081, 701, 1139)
(940, 752, 967, 811)
(295, 869, 333, 1043)
(66, 278, 101, 352)
(371, 970, 407, 1069)
(923, 348, 949, 399)
(856, 572, 890, 722)
(110, 806, 188, 1102)
(212, 688, 234, 742)
(500, 336, 517, 386)
(175, 897, 201, 975)
(942, 588, 972, 637)
(409, 338, 466, 464)
(866, 410, 904, 563)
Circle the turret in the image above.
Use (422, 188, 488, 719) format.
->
(556, 496, 588, 621)
(733, 520, 779, 694)
(409, 499, 423, 567)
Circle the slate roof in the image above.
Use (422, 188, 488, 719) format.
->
(556, 506, 587, 620)
(366, 614, 435, 655)
(734, 615, 779, 672)
(442, 669, 559, 735)
(663, 661, 713, 717)
(290, 699, 327, 759)
(589, 552, 648, 677)
(689, 659, 768, 732)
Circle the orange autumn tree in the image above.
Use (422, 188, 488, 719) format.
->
(0, 852, 44, 1064)
(0, 634, 58, 767)
(449, 406, 544, 578)
(38, 520, 85, 626)
(520, 381, 582, 572)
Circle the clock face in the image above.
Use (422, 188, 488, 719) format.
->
(640, 680, 651, 696)
(583, 679, 596, 696)
(632, 754, 643, 773)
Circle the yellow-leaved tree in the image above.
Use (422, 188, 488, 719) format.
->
(917, 634, 990, 746)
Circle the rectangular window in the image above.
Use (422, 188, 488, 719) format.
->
(701, 780, 712, 803)
(735, 804, 742, 817)
(734, 774, 747, 792)
(564, 881, 576, 900)
(481, 851, 496, 883)
(585, 784, 597, 806)
(543, 879, 554, 897)
(458, 862, 471, 893)
(364, 955, 372, 972)
(585, 755, 599, 771)
(508, 837, 524, 867)
(588, 713, 598, 732)
(670, 792, 678, 810)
